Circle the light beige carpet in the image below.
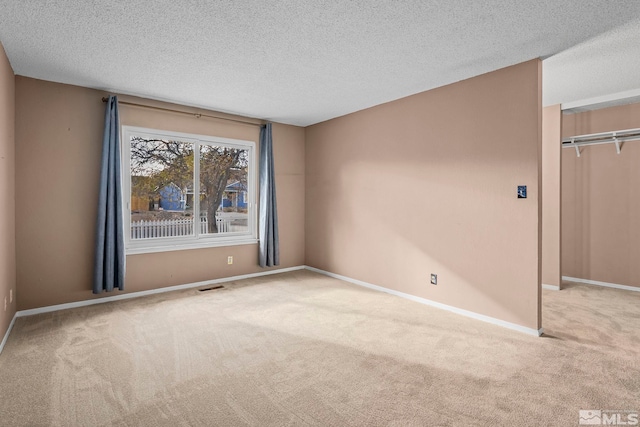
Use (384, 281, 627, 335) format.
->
(0, 270, 638, 426)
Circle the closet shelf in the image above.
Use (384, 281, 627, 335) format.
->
(562, 128, 640, 157)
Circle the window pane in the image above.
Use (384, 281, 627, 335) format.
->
(199, 144, 249, 234)
(129, 136, 195, 239)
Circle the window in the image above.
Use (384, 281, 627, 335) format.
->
(122, 126, 256, 253)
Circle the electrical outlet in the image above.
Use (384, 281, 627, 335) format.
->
(227, 256, 233, 265)
(9, 289, 12, 303)
(430, 274, 437, 285)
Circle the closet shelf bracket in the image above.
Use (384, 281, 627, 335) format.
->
(614, 136, 621, 154)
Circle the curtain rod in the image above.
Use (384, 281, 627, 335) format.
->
(101, 97, 264, 128)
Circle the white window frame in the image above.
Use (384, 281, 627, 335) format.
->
(121, 126, 257, 254)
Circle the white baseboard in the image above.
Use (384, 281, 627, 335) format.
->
(542, 284, 560, 291)
(4, 264, 544, 355)
(305, 266, 543, 337)
(562, 276, 640, 293)
(16, 266, 306, 318)
(0, 314, 17, 355)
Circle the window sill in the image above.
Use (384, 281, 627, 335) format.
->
(126, 238, 259, 255)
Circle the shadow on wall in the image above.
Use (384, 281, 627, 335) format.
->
(306, 115, 539, 327)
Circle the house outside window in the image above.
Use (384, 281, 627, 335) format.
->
(122, 126, 257, 253)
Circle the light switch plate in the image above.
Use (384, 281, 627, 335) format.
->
(517, 185, 527, 199)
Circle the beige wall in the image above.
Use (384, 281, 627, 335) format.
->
(0, 43, 16, 339)
(562, 102, 640, 288)
(542, 105, 562, 288)
(305, 60, 542, 330)
(15, 77, 305, 310)
(13, 60, 544, 331)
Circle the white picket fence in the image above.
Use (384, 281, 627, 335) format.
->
(131, 217, 231, 239)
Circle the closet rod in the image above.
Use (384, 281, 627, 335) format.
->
(562, 134, 640, 147)
(562, 128, 640, 157)
(101, 97, 264, 128)
(562, 127, 640, 146)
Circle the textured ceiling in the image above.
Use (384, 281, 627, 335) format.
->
(1, 1, 640, 126)
(543, 19, 640, 110)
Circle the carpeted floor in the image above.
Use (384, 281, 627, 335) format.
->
(0, 270, 638, 426)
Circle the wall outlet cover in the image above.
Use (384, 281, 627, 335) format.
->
(430, 274, 437, 285)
